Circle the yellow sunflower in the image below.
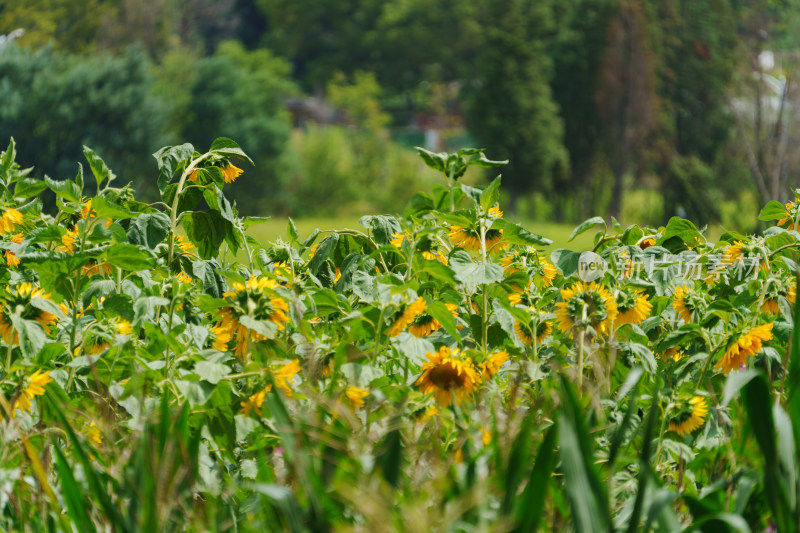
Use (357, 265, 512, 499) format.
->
(388, 297, 427, 336)
(615, 287, 652, 325)
(422, 250, 449, 265)
(0, 283, 60, 345)
(216, 276, 291, 359)
(390, 232, 407, 247)
(777, 195, 800, 231)
(514, 309, 552, 345)
(4, 232, 23, 267)
(175, 234, 194, 253)
(448, 226, 507, 254)
(478, 349, 509, 378)
(13, 369, 52, 416)
(715, 323, 774, 374)
(273, 359, 301, 397)
(87, 421, 102, 446)
(408, 302, 458, 338)
(672, 285, 706, 323)
(344, 387, 369, 409)
(415, 346, 481, 407)
(0, 207, 22, 234)
(221, 164, 244, 184)
(660, 346, 685, 362)
(487, 204, 503, 218)
(668, 395, 708, 436)
(554, 281, 618, 337)
(240, 385, 271, 416)
(639, 237, 656, 250)
(58, 225, 79, 253)
(761, 279, 796, 315)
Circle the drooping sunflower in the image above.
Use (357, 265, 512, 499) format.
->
(668, 395, 708, 436)
(0, 207, 22, 234)
(639, 237, 656, 250)
(761, 278, 796, 315)
(0, 283, 60, 345)
(615, 287, 652, 325)
(499, 247, 556, 285)
(715, 323, 774, 374)
(554, 281, 618, 337)
(448, 226, 507, 255)
(13, 369, 52, 416)
(216, 276, 291, 358)
(273, 359, 301, 397)
(415, 346, 481, 407)
(514, 308, 552, 345)
(388, 297, 427, 336)
(408, 302, 458, 338)
(4, 232, 23, 267)
(221, 164, 243, 184)
(478, 349, 509, 379)
(671, 285, 706, 323)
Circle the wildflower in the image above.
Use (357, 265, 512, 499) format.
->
(273, 359, 301, 397)
(14, 370, 52, 415)
(669, 396, 708, 436)
(0, 207, 22, 234)
(415, 346, 481, 407)
(221, 164, 243, 184)
(615, 287, 652, 325)
(478, 349, 509, 378)
(715, 323, 774, 374)
(345, 387, 369, 409)
(554, 281, 618, 337)
(388, 297, 427, 336)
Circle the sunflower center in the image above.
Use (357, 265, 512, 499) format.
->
(428, 362, 466, 390)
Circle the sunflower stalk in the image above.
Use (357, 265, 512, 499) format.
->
(167, 152, 213, 267)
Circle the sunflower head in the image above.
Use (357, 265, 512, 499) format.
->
(554, 281, 618, 337)
(672, 285, 706, 323)
(761, 276, 796, 315)
(615, 287, 652, 325)
(416, 346, 481, 407)
(0, 283, 59, 344)
(478, 349, 509, 378)
(777, 194, 800, 231)
(668, 395, 708, 436)
(0, 207, 23, 234)
(388, 296, 427, 336)
(514, 308, 552, 346)
(715, 323, 774, 374)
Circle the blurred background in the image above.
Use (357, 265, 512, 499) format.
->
(1, 0, 799, 235)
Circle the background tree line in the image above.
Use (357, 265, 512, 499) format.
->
(1, 0, 798, 229)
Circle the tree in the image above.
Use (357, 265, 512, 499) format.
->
(462, 0, 568, 203)
(0, 44, 167, 196)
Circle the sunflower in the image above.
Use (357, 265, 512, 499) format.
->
(58, 225, 79, 253)
(175, 234, 194, 253)
(221, 164, 243, 184)
(388, 297, 427, 336)
(4, 232, 23, 267)
(514, 309, 552, 345)
(390, 232, 407, 247)
(777, 195, 800, 231)
(0, 207, 22, 234)
(408, 302, 458, 338)
(0, 283, 60, 345)
(672, 285, 706, 323)
(615, 287, 652, 325)
(344, 387, 369, 409)
(416, 346, 481, 407)
(240, 385, 272, 416)
(487, 204, 503, 218)
(86, 421, 102, 446)
(478, 349, 509, 378)
(273, 359, 301, 396)
(448, 226, 507, 254)
(216, 276, 291, 358)
(639, 237, 656, 250)
(13, 369, 52, 416)
(668, 396, 708, 436)
(554, 281, 618, 337)
(761, 278, 796, 315)
(715, 323, 774, 374)
(660, 346, 685, 362)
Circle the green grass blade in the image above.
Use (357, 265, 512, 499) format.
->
(52, 441, 97, 533)
(513, 421, 558, 533)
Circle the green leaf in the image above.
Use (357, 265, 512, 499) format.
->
(52, 443, 97, 533)
(427, 300, 461, 341)
(105, 243, 156, 271)
(125, 213, 171, 249)
(153, 143, 194, 193)
(375, 425, 404, 488)
(308, 233, 339, 275)
(496, 220, 552, 246)
(83, 145, 116, 189)
(210, 137, 253, 165)
(195, 361, 231, 385)
(182, 211, 227, 260)
(570, 216, 606, 242)
(359, 215, 401, 245)
(10, 314, 46, 360)
(239, 315, 278, 339)
(415, 147, 447, 174)
(759, 200, 788, 221)
(663, 217, 702, 246)
(287, 218, 299, 242)
(449, 250, 504, 292)
(175, 380, 215, 407)
(45, 175, 81, 203)
(550, 249, 582, 277)
(90, 196, 136, 220)
(13, 177, 48, 199)
(513, 421, 557, 532)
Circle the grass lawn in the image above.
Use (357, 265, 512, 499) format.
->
(246, 215, 598, 251)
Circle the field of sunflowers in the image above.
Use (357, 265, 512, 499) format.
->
(1, 137, 800, 531)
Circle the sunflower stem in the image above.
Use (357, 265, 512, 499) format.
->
(167, 152, 212, 268)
